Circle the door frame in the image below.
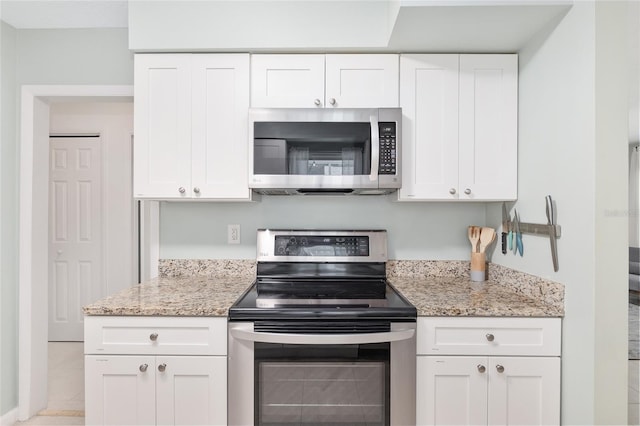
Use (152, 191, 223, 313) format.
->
(17, 85, 158, 420)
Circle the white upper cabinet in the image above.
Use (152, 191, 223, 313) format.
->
(459, 54, 518, 200)
(399, 53, 518, 201)
(398, 54, 460, 200)
(325, 54, 399, 108)
(134, 53, 252, 200)
(134, 54, 192, 198)
(251, 54, 399, 108)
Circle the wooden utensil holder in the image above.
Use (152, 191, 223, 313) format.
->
(470, 252, 486, 282)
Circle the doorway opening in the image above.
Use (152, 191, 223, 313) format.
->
(18, 86, 159, 421)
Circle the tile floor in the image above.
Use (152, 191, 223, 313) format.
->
(15, 342, 85, 426)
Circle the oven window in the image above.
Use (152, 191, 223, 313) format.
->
(253, 122, 372, 176)
(255, 343, 390, 426)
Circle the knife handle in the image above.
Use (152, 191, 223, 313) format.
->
(501, 232, 507, 254)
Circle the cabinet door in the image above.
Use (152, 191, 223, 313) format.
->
(251, 54, 325, 107)
(488, 357, 560, 426)
(398, 54, 459, 201)
(325, 54, 399, 108)
(85, 355, 156, 426)
(417, 356, 488, 426)
(134, 54, 193, 198)
(156, 356, 227, 426)
(191, 54, 251, 199)
(459, 54, 518, 201)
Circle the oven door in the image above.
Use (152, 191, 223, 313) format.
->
(228, 322, 416, 426)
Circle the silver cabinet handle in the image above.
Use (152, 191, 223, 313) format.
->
(149, 333, 158, 341)
(314, 98, 322, 106)
(486, 333, 495, 342)
(230, 326, 414, 345)
(193, 187, 200, 194)
(139, 364, 148, 372)
(158, 363, 167, 372)
(464, 188, 472, 195)
(178, 187, 186, 194)
(449, 188, 456, 195)
(496, 364, 505, 373)
(477, 364, 486, 373)
(329, 98, 336, 106)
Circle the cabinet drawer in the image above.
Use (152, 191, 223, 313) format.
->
(84, 316, 227, 355)
(417, 317, 561, 356)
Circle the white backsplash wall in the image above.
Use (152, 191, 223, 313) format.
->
(159, 196, 487, 260)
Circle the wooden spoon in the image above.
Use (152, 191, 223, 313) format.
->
(479, 227, 496, 253)
(468, 226, 480, 252)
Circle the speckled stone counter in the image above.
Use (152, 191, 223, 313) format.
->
(83, 275, 253, 316)
(84, 259, 564, 318)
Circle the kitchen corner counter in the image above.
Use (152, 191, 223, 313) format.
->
(82, 275, 254, 316)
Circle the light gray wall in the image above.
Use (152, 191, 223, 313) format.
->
(160, 198, 487, 260)
(16, 28, 132, 85)
(1, 20, 18, 417)
(487, 2, 628, 423)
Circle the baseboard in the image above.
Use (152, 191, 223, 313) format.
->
(0, 407, 18, 426)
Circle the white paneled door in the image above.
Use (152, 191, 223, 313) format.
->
(49, 136, 103, 341)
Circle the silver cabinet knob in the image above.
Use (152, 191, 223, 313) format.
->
(449, 188, 456, 195)
(477, 364, 486, 373)
(329, 98, 336, 106)
(314, 98, 322, 106)
(496, 364, 505, 373)
(178, 187, 186, 194)
(139, 364, 148, 372)
(486, 333, 495, 342)
(149, 333, 158, 341)
(158, 363, 167, 372)
(56, 250, 63, 255)
(464, 188, 472, 195)
(193, 187, 200, 194)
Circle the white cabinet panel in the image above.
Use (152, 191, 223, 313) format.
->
(84, 316, 227, 356)
(399, 53, 517, 201)
(134, 54, 192, 198)
(191, 54, 251, 199)
(251, 54, 325, 107)
(85, 355, 156, 426)
(488, 357, 561, 426)
(459, 54, 518, 200)
(417, 317, 561, 356)
(134, 53, 252, 200)
(417, 356, 487, 426)
(325, 54, 399, 108)
(251, 54, 399, 108)
(399, 54, 459, 200)
(416, 318, 561, 426)
(156, 356, 227, 426)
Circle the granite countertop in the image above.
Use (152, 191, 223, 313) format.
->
(83, 259, 564, 318)
(390, 277, 563, 317)
(82, 276, 254, 316)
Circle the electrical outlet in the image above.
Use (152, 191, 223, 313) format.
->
(228, 224, 240, 244)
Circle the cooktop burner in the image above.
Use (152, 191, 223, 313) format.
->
(228, 230, 416, 322)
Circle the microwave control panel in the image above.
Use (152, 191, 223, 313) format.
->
(378, 122, 396, 175)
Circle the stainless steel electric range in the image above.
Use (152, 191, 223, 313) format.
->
(228, 229, 416, 426)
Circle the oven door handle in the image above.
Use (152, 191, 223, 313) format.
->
(230, 326, 415, 345)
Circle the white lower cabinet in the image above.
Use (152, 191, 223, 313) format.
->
(84, 317, 227, 426)
(416, 317, 561, 426)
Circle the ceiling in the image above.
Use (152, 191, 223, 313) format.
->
(0, 0, 128, 29)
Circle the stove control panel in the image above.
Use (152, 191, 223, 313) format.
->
(274, 235, 369, 257)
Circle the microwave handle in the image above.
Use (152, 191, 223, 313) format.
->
(230, 325, 414, 345)
(370, 115, 380, 179)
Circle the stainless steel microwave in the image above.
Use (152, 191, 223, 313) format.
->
(249, 108, 401, 195)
